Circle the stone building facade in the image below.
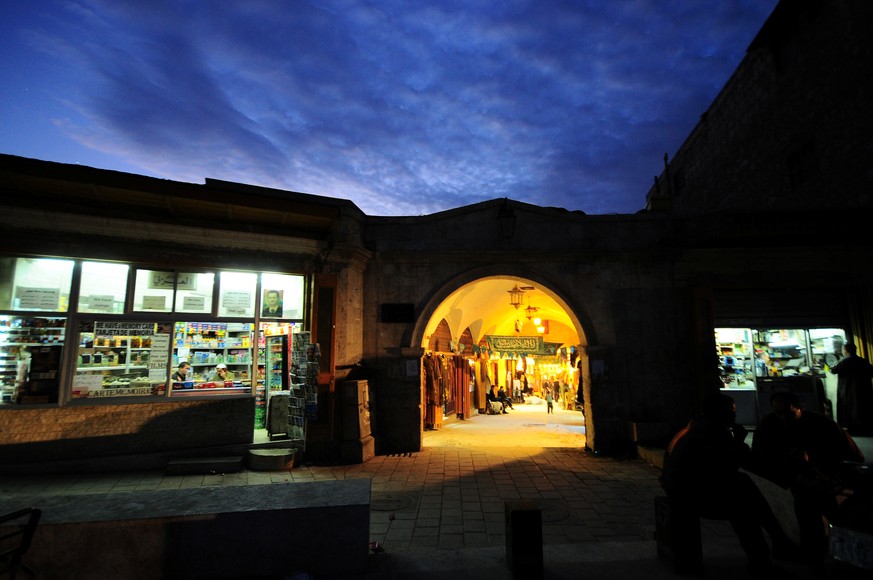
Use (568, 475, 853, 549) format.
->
(1, 0, 871, 469)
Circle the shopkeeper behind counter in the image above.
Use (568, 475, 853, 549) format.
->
(209, 363, 235, 384)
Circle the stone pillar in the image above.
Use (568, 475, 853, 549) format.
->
(505, 499, 543, 579)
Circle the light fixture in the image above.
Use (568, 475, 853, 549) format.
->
(507, 284, 525, 309)
(524, 303, 539, 321)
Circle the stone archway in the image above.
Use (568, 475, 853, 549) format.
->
(414, 272, 592, 446)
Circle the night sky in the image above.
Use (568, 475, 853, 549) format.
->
(1, 1, 777, 216)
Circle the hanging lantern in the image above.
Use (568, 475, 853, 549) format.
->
(507, 284, 525, 309)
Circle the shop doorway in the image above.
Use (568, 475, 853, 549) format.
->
(419, 276, 587, 447)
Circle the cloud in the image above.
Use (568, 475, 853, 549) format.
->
(3, 0, 778, 215)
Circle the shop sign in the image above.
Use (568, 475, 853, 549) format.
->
(222, 291, 251, 315)
(141, 296, 167, 310)
(485, 335, 544, 354)
(86, 295, 115, 312)
(89, 386, 154, 397)
(16, 287, 60, 310)
(95, 322, 161, 336)
(148, 271, 197, 289)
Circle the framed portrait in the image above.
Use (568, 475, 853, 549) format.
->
(261, 289, 284, 317)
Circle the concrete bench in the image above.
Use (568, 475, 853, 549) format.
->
(0, 478, 370, 579)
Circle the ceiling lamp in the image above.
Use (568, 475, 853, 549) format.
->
(507, 285, 525, 309)
(524, 303, 539, 321)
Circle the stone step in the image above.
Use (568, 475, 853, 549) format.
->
(247, 448, 296, 471)
(165, 455, 243, 475)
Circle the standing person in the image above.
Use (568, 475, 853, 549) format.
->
(830, 342, 873, 435)
(172, 361, 191, 382)
(661, 393, 799, 577)
(753, 391, 864, 570)
(545, 388, 554, 414)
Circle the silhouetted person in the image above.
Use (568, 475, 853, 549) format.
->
(830, 342, 873, 436)
(488, 386, 508, 414)
(545, 388, 554, 414)
(753, 391, 864, 568)
(661, 393, 798, 577)
(497, 386, 513, 409)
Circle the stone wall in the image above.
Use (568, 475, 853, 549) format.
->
(361, 202, 702, 455)
(648, 0, 873, 214)
(0, 398, 254, 465)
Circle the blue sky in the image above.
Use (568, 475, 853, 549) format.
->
(0, 1, 777, 216)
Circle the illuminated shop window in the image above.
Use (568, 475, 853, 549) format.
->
(218, 271, 257, 318)
(260, 273, 305, 320)
(133, 269, 175, 313)
(0, 315, 66, 405)
(174, 272, 215, 314)
(72, 320, 172, 400)
(78, 262, 129, 314)
(0, 257, 74, 312)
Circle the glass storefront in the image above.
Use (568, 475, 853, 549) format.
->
(715, 327, 846, 424)
(0, 256, 307, 411)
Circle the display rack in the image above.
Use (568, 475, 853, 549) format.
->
(73, 323, 170, 399)
(288, 331, 318, 453)
(174, 322, 253, 381)
(0, 316, 67, 404)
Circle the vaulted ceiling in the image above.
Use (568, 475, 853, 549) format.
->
(423, 276, 581, 351)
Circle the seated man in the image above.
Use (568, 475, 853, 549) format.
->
(662, 393, 799, 577)
(753, 391, 864, 567)
(486, 387, 507, 414)
(209, 363, 235, 384)
(497, 386, 514, 409)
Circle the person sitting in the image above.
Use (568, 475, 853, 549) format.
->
(661, 393, 800, 577)
(172, 361, 191, 382)
(209, 363, 235, 384)
(485, 385, 508, 414)
(485, 389, 504, 414)
(497, 386, 514, 409)
(752, 391, 865, 569)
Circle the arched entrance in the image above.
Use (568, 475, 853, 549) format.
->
(417, 275, 589, 447)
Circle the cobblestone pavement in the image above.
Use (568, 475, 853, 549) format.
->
(1, 403, 869, 578)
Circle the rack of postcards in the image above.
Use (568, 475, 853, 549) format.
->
(288, 332, 319, 452)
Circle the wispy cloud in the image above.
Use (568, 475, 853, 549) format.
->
(1, 0, 777, 215)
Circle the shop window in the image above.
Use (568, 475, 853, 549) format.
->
(260, 273, 305, 320)
(169, 321, 253, 397)
(78, 262, 129, 314)
(0, 257, 74, 312)
(133, 269, 175, 313)
(72, 320, 173, 400)
(0, 315, 66, 405)
(218, 271, 257, 318)
(174, 272, 215, 314)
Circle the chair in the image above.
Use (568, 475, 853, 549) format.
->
(0, 507, 41, 579)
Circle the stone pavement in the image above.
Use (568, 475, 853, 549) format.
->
(0, 403, 869, 579)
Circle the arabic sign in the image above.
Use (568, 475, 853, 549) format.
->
(484, 336, 566, 356)
(485, 335, 543, 353)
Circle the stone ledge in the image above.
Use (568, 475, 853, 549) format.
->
(0, 479, 370, 579)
